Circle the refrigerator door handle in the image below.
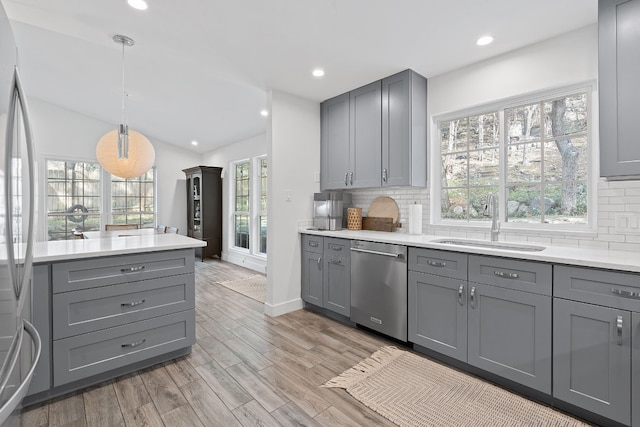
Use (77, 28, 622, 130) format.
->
(5, 67, 36, 315)
(0, 320, 42, 426)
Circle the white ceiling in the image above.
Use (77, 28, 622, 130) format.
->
(2, 0, 597, 154)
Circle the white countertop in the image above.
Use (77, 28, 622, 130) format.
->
(34, 232, 206, 263)
(301, 229, 640, 273)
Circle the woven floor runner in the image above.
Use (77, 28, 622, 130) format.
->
(323, 346, 590, 427)
(218, 275, 266, 303)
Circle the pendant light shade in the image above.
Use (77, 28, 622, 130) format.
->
(96, 129, 155, 179)
(97, 34, 154, 178)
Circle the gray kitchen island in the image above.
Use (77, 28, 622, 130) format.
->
(23, 232, 205, 405)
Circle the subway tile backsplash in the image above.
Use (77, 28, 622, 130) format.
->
(343, 178, 640, 252)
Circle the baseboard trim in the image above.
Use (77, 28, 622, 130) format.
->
(222, 250, 267, 273)
(264, 298, 303, 317)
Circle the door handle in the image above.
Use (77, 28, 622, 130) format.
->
(349, 172, 353, 186)
(458, 284, 464, 306)
(317, 256, 322, 267)
(470, 286, 476, 309)
(382, 168, 388, 184)
(617, 316, 623, 346)
(344, 172, 349, 186)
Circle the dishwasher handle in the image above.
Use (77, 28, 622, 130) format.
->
(350, 247, 403, 258)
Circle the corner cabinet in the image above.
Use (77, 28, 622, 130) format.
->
(320, 69, 427, 190)
(599, 0, 640, 178)
(183, 166, 222, 261)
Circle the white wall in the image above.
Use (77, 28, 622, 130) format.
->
(348, 24, 640, 252)
(201, 133, 267, 272)
(30, 98, 201, 240)
(265, 90, 320, 316)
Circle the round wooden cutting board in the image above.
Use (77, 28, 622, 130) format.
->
(368, 196, 399, 223)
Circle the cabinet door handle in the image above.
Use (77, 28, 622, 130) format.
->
(458, 284, 464, 306)
(610, 287, 640, 299)
(344, 172, 349, 186)
(617, 316, 623, 346)
(121, 299, 146, 307)
(427, 260, 446, 268)
(349, 172, 353, 186)
(121, 339, 146, 349)
(317, 256, 322, 266)
(122, 265, 145, 273)
(493, 270, 519, 279)
(382, 168, 388, 184)
(470, 287, 476, 309)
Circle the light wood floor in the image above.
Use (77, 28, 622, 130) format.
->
(20, 259, 398, 427)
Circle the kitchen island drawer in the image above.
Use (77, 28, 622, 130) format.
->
(52, 249, 195, 293)
(302, 235, 324, 254)
(52, 273, 195, 339)
(408, 247, 467, 280)
(468, 255, 551, 296)
(554, 265, 640, 311)
(52, 310, 195, 386)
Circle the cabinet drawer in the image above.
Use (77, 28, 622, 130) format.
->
(52, 249, 195, 293)
(408, 248, 467, 280)
(52, 273, 195, 339)
(554, 265, 640, 311)
(468, 255, 551, 296)
(53, 310, 195, 386)
(302, 235, 324, 254)
(325, 238, 349, 258)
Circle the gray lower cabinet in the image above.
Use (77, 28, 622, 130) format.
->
(467, 282, 551, 393)
(301, 235, 350, 317)
(599, 0, 640, 178)
(408, 270, 467, 361)
(323, 238, 350, 316)
(26, 265, 51, 397)
(553, 299, 631, 425)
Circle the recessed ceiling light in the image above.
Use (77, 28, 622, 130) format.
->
(191, 140, 198, 146)
(127, 0, 148, 11)
(476, 35, 494, 46)
(312, 69, 325, 78)
(260, 110, 269, 117)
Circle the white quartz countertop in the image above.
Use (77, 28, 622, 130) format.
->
(34, 232, 206, 263)
(301, 229, 640, 273)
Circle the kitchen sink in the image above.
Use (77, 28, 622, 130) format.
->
(433, 239, 546, 252)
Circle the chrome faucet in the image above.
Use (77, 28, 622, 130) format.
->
(484, 193, 500, 241)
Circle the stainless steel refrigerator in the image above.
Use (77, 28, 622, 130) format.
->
(0, 2, 41, 425)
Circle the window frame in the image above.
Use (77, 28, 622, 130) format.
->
(431, 82, 597, 235)
(231, 159, 251, 251)
(109, 167, 157, 229)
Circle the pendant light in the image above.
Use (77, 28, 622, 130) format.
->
(96, 34, 155, 179)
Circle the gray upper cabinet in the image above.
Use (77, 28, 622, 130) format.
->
(599, 0, 640, 178)
(381, 70, 427, 187)
(553, 299, 631, 425)
(320, 69, 427, 190)
(350, 81, 382, 188)
(320, 93, 350, 189)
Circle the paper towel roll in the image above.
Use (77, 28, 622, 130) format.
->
(408, 204, 423, 235)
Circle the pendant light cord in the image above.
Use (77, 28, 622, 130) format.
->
(121, 39, 126, 128)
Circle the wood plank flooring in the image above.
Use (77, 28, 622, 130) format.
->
(20, 259, 398, 427)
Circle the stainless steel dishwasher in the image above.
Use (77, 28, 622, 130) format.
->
(350, 240, 407, 341)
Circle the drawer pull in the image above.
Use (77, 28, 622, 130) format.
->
(121, 299, 146, 307)
(122, 339, 146, 349)
(494, 270, 519, 279)
(610, 288, 640, 299)
(617, 316, 623, 346)
(427, 260, 446, 268)
(308, 241, 319, 247)
(328, 259, 342, 265)
(121, 265, 145, 273)
(329, 244, 342, 251)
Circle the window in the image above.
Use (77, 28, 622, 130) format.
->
(234, 161, 250, 249)
(231, 156, 267, 255)
(111, 168, 156, 228)
(46, 160, 101, 240)
(438, 88, 590, 228)
(258, 157, 267, 254)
